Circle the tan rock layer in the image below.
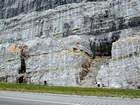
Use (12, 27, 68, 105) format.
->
(39, 50, 92, 60)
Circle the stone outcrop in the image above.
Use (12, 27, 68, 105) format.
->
(96, 35, 140, 89)
(0, 0, 140, 89)
(0, 0, 88, 19)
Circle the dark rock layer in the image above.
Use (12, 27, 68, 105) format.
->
(0, 0, 86, 19)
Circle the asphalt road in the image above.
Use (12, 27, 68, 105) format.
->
(0, 90, 139, 105)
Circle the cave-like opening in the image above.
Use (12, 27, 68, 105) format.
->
(19, 76, 24, 84)
(19, 56, 26, 74)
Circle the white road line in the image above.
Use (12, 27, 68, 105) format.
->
(0, 96, 80, 105)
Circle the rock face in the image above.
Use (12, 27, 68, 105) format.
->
(96, 35, 140, 88)
(0, 0, 88, 19)
(0, 0, 140, 88)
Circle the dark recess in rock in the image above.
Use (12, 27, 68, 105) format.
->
(90, 32, 120, 57)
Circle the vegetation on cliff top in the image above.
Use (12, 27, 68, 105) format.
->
(0, 83, 140, 98)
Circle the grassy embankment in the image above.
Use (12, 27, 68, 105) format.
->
(0, 82, 140, 98)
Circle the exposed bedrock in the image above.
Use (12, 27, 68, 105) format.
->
(96, 35, 140, 89)
(0, 0, 140, 88)
(0, 0, 88, 19)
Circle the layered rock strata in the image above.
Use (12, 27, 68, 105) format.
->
(0, 0, 140, 88)
(0, 0, 88, 19)
(96, 35, 140, 88)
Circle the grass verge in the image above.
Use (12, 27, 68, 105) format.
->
(0, 82, 140, 98)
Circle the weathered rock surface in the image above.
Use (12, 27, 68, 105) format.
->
(0, 0, 88, 19)
(96, 35, 140, 89)
(0, 0, 140, 88)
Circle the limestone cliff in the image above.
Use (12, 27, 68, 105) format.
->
(0, 0, 88, 19)
(0, 0, 140, 89)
